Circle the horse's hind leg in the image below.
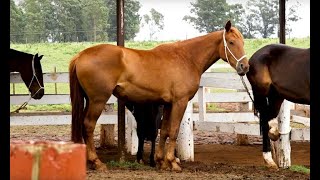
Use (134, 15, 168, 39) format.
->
(83, 98, 108, 170)
(253, 93, 278, 168)
(267, 89, 284, 141)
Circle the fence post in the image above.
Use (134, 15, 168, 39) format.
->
(176, 101, 194, 161)
(271, 100, 291, 168)
(198, 86, 206, 122)
(125, 110, 138, 155)
(100, 104, 116, 147)
(236, 89, 249, 145)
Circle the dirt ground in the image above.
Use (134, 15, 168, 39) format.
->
(10, 124, 310, 180)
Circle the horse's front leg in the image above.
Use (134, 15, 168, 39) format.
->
(136, 131, 145, 164)
(83, 100, 107, 170)
(164, 98, 188, 171)
(260, 107, 278, 168)
(150, 139, 156, 167)
(155, 105, 170, 169)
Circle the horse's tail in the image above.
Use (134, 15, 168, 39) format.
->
(69, 55, 85, 142)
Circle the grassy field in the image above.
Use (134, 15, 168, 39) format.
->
(10, 37, 310, 111)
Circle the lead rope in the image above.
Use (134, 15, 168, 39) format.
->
(240, 76, 259, 118)
(11, 55, 44, 113)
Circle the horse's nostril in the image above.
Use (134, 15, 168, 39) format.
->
(240, 63, 244, 70)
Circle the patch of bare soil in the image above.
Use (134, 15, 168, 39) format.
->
(10, 125, 310, 180)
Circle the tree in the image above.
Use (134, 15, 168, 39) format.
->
(106, 0, 141, 41)
(183, 0, 243, 33)
(142, 8, 164, 41)
(246, 0, 301, 38)
(81, 0, 109, 42)
(20, 0, 47, 43)
(10, 0, 26, 43)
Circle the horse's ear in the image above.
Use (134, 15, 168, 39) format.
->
(35, 53, 39, 58)
(39, 55, 44, 60)
(225, 20, 231, 32)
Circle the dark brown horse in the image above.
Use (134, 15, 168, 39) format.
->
(69, 20, 249, 171)
(125, 102, 163, 167)
(9, 48, 45, 99)
(246, 43, 310, 168)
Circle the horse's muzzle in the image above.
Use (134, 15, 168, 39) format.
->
(237, 63, 250, 76)
(32, 89, 45, 99)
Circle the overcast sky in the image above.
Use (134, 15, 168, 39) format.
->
(134, 0, 310, 41)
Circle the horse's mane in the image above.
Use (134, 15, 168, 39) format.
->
(9, 49, 34, 58)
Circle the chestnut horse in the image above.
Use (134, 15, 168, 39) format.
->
(246, 43, 310, 168)
(9, 48, 44, 100)
(69, 20, 249, 171)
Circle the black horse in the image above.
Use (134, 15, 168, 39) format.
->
(246, 43, 310, 168)
(9, 48, 45, 99)
(125, 102, 163, 167)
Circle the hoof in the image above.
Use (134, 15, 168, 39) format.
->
(263, 152, 278, 169)
(95, 163, 108, 171)
(266, 162, 279, 170)
(158, 160, 170, 170)
(150, 160, 156, 167)
(136, 159, 145, 165)
(171, 163, 182, 172)
(268, 129, 280, 141)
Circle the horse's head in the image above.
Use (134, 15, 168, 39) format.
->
(220, 20, 249, 76)
(24, 53, 45, 99)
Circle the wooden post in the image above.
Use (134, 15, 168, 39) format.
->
(198, 86, 206, 122)
(100, 104, 116, 147)
(277, 100, 291, 168)
(270, 100, 291, 168)
(125, 110, 138, 155)
(100, 124, 115, 148)
(117, 0, 126, 162)
(176, 101, 194, 161)
(236, 90, 249, 145)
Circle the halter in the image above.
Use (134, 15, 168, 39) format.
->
(28, 55, 44, 98)
(223, 30, 258, 118)
(11, 55, 44, 113)
(223, 29, 247, 67)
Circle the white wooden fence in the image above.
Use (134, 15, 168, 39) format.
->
(10, 70, 310, 166)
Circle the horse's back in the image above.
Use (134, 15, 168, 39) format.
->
(248, 44, 310, 104)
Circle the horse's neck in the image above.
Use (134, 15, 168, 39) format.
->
(177, 31, 223, 74)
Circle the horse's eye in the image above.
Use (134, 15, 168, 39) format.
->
(229, 41, 234, 45)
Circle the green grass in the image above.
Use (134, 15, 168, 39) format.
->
(289, 165, 310, 174)
(107, 160, 151, 170)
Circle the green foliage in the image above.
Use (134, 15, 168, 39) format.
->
(10, 0, 141, 43)
(106, 0, 141, 41)
(10, 0, 26, 43)
(289, 165, 310, 174)
(183, 0, 302, 38)
(183, 0, 244, 33)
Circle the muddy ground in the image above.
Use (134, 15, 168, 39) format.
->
(10, 123, 310, 180)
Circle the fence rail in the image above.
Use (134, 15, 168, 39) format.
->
(10, 72, 310, 142)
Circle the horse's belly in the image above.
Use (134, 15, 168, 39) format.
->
(113, 83, 170, 103)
